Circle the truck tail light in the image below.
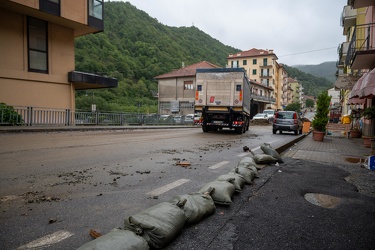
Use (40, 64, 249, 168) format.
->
(293, 113, 298, 124)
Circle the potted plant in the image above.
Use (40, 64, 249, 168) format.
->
(361, 106, 375, 148)
(350, 119, 361, 138)
(311, 91, 331, 141)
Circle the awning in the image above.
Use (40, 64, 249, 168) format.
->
(347, 97, 365, 104)
(348, 71, 369, 99)
(68, 71, 118, 90)
(358, 68, 375, 98)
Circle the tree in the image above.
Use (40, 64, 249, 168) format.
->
(312, 91, 331, 131)
(284, 102, 301, 113)
(306, 99, 314, 108)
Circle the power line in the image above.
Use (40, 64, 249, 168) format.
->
(278, 47, 337, 57)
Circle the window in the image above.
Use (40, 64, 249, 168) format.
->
(40, 0, 60, 16)
(89, 0, 103, 19)
(253, 59, 257, 65)
(263, 58, 268, 66)
(236, 85, 241, 91)
(28, 17, 48, 73)
(252, 69, 257, 75)
(88, 0, 104, 30)
(243, 60, 247, 66)
(197, 85, 202, 91)
(184, 81, 193, 90)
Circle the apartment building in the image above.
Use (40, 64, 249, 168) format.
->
(0, 0, 117, 115)
(337, 0, 375, 136)
(227, 48, 279, 110)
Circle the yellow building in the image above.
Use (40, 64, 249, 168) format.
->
(0, 0, 117, 124)
(227, 48, 280, 110)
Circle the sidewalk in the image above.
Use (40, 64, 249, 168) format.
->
(167, 133, 375, 249)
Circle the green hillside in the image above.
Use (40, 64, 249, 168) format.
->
(283, 65, 334, 98)
(75, 1, 334, 112)
(293, 62, 337, 83)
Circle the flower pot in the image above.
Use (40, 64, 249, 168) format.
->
(312, 130, 325, 141)
(350, 130, 361, 138)
(362, 136, 375, 148)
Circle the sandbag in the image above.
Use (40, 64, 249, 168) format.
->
(238, 156, 259, 168)
(77, 228, 149, 250)
(199, 180, 235, 205)
(230, 166, 255, 184)
(237, 163, 260, 178)
(169, 192, 215, 225)
(216, 173, 246, 192)
(260, 143, 283, 163)
(249, 150, 278, 164)
(123, 201, 186, 249)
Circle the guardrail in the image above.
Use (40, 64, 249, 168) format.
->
(0, 106, 195, 126)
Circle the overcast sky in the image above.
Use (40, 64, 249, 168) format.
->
(117, 0, 347, 66)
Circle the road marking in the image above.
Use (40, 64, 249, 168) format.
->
(147, 178, 190, 196)
(17, 230, 74, 249)
(208, 161, 229, 169)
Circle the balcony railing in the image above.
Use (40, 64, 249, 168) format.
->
(346, 23, 375, 69)
(341, 5, 357, 29)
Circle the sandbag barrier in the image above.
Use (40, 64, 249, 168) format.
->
(77, 143, 283, 249)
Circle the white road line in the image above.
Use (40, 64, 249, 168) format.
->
(147, 178, 190, 196)
(208, 161, 229, 170)
(17, 230, 74, 249)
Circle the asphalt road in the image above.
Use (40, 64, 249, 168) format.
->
(0, 125, 304, 249)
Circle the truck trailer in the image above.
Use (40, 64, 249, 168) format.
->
(194, 68, 251, 134)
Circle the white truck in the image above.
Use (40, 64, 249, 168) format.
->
(194, 68, 251, 134)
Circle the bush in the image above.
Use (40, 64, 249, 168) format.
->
(0, 103, 24, 125)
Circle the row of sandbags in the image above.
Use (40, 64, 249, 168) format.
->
(77, 143, 283, 250)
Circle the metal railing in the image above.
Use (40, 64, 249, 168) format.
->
(0, 106, 194, 126)
(346, 23, 375, 66)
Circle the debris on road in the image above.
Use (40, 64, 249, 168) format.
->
(109, 170, 128, 176)
(176, 161, 191, 167)
(89, 229, 102, 239)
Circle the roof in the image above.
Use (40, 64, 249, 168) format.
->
(227, 48, 278, 60)
(250, 79, 274, 91)
(154, 61, 220, 79)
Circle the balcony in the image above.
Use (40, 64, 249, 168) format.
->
(338, 42, 350, 67)
(259, 62, 273, 67)
(346, 23, 375, 69)
(259, 72, 273, 78)
(341, 6, 357, 34)
(348, 0, 374, 9)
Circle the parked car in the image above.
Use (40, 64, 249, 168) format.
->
(184, 114, 195, 124)
(173, 115, 183, 124)
(272, 111, 302, 135)
(252, 113, 268, 120)
(193, 113, 201, 124)
(263, 109, 275, 122)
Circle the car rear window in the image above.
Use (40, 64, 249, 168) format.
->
(277, 112, 294, 119)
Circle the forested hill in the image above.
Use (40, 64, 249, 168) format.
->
(75, 1, 237, 112)
(75, 1, 334, 112)
(293, 61, 337, 83)
(283, 65, 334, 98)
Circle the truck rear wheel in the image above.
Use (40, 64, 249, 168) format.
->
(235, 127, 243, 134)
(202, 125, 209, 132)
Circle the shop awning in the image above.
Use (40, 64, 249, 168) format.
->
(348, 68, 375, 99)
